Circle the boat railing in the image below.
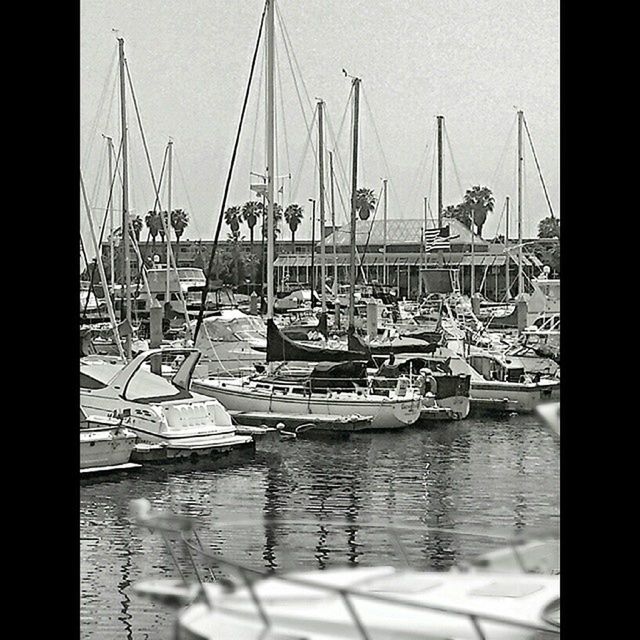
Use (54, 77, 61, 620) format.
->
(131, 503, 559, 640)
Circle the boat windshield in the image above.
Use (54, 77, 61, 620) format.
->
(199, 316, 265, 342)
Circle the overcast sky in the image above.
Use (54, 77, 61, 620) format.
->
(80, 0, 559, 254)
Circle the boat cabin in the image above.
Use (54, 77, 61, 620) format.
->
(468, 353, 525, 383)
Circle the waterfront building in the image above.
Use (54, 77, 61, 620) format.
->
(101, 218, 543, 301)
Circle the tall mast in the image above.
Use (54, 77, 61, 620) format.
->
(118, 37, 132, 360)
(309, 198, 316, 307)
(348, 77, 361, 330)
(265, 0, 275, 319)
(437, 115, 444, 227)
(517, 109, 524, 297)
(383, 178, 388, 286)
(106, 135, 115, 292)
(505, 196, 510, 299)
(317, 100, 327, 314)
(329, 151, 338, 295)
(166, 139, 173, 302)
(421, 195, 427, 296)
(471, 207, 475, 294)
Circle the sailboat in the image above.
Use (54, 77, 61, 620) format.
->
(193, 7, 421, 430)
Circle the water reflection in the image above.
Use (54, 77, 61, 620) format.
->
(81, 415, 559, 639)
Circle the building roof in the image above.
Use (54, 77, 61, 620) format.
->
(274, 252, 541, 268)
(324, 218, 487, 247)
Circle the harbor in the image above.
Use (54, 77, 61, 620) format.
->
(80, 1, 560, 637)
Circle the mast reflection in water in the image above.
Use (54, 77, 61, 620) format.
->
(80, 414, 559, 640)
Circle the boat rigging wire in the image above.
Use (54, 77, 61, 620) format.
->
(275, 2, 315, 121)
(80, 170, 126, 360)
(406, 119, 434, 219)
(248, 42, 265, 187)
(361, 86, 404, 217)
(82, 45, 118, 170)
(523, 115, 556, 219)
(124, 60, 192, 336)
(443, 121, 465, 201)
(83, 136, 124, 315)
(173, 147, 204, 240)
(489, 113, 517, 188)
(194, 0, 268, 342)
(275, 41, 292, 201)
(289, 106, 318, 202)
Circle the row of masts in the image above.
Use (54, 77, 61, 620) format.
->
(86, 0, 532, 363)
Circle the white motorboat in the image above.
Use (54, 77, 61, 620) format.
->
(80, 348, 253, 461)
(80, 409, 139, 474)
(131, 503, 560, 640)
(193, 360, 422, 430)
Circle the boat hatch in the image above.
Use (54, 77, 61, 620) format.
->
(469, 581, 544, 598)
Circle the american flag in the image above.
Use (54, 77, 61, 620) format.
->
(423, 225, 455, 252)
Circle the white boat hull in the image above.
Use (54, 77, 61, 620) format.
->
(470, 379, 560, 413)
(80, 427, 137, 470)
(192, 379, 421, 430)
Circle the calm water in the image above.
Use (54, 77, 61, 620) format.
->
(80, 415, 559, 639)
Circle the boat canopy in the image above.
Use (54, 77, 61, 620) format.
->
(309, 361, 368, 392)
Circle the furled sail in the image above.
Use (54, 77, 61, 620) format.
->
(267, 319, 368, 363)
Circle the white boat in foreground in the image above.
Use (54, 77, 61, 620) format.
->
(80, 349, 253, 461)
(131, 503, 560, 640)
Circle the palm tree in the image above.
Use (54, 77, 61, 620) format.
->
(261, 202, 283, 238)
(145, 211, 162, 254)
(131, 215, 143, 242)
(224, 206, 242, 234)
(284, 203, 304, 253)
(241, 200, 264, 254)
(355, 188, 376, 220)
(170, 209, 189, 266)
(463, 185, 494, 237)
(158, 210, 169, 243)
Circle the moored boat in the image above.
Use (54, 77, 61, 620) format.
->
(80, 409, 139, 474)
(193, 360, 421, 430)
(80, 348, 253, 461)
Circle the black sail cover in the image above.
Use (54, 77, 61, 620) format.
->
(267, 319, 369, 363)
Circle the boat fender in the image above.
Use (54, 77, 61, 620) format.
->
(396, 375, 409, 398)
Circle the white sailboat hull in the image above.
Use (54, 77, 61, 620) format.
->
(192, 379, 421, 430)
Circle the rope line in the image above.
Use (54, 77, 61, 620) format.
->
(523, 115, 556, 219)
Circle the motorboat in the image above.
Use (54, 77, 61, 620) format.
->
(391, 347, 559, 414)
(193, 360, 422, 430)
(131, 503, 560, 640)
(80, 408, 139, 474)
(80, 348, 253, 461)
